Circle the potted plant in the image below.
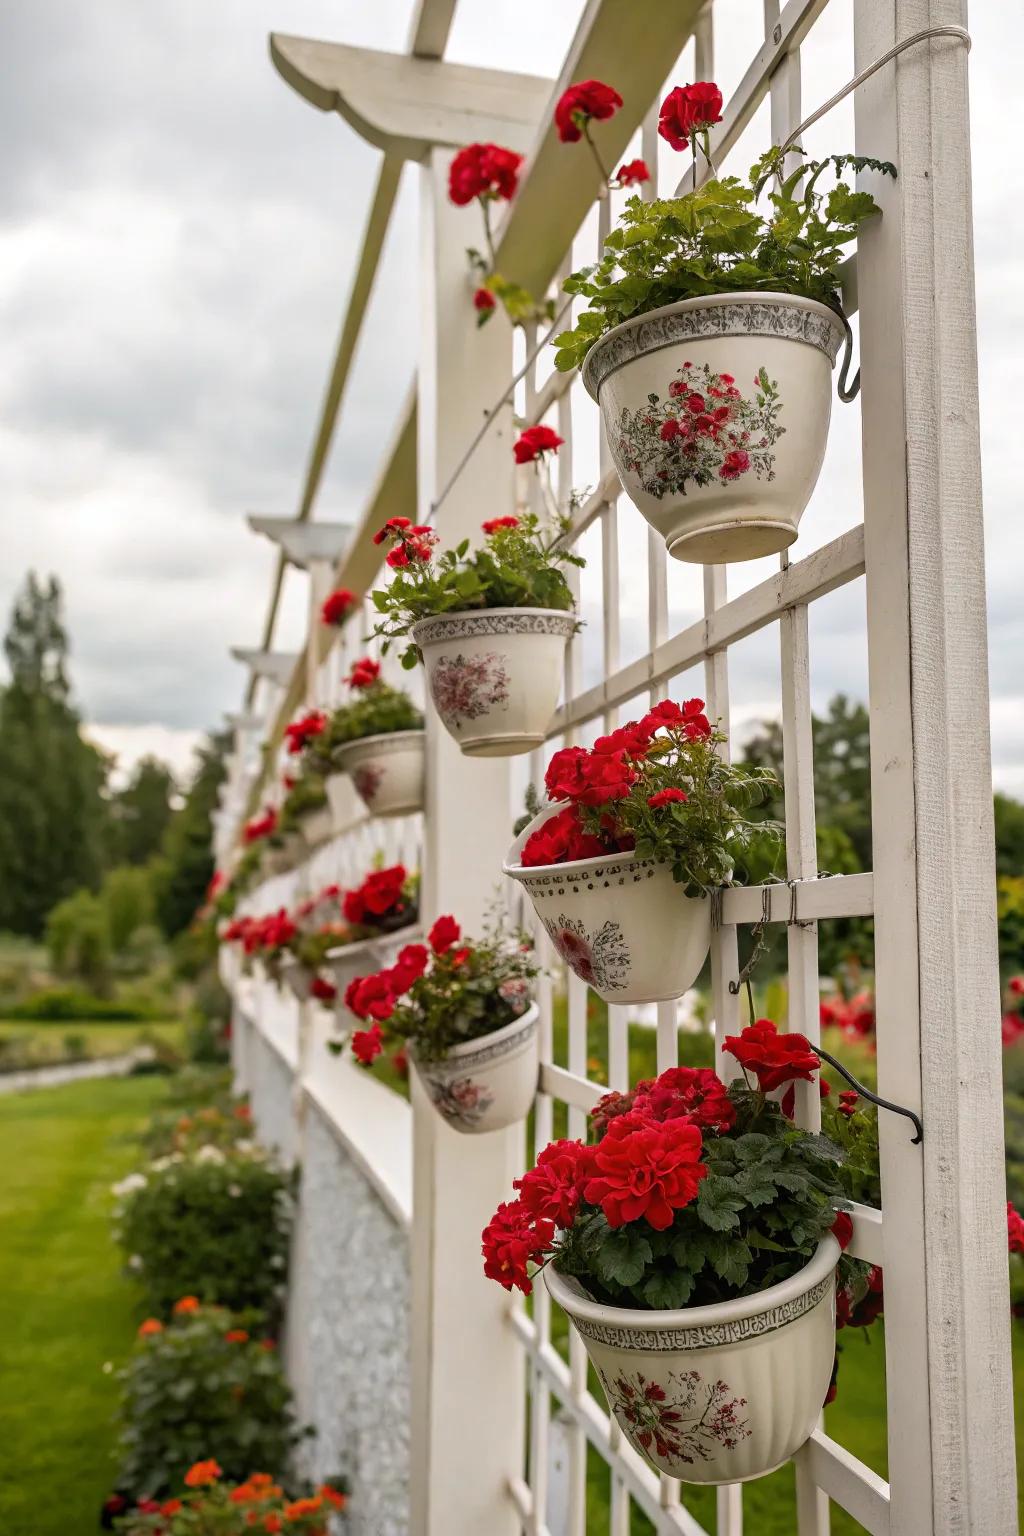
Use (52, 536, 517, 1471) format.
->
(344, 911, 539, 1134)
(322, 864, 420, 1004)
(553, 80, 895, 563)
(482, 1021, 855, 1483)
(311, 658, 425, 821)
(370, 511, 583, 757)
(279, 886, 350, 1003)
(279, 769, 332, 851)
(504, 699, 778, 1003)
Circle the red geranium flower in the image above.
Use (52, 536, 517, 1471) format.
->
(513, 425, 565, 464)
(554, 79, 623, 144)
(647, 787, 688, 809)
(583, 1116, 707, 1230)
(723, 1018, 820, 1094)
(321, 588, 356, 626)
(520, 804, 610, 867)
(347, 656, 381, 690)
(633, 1066, 736, 1134)
(352, 1022, 385, 1065)
(831, 1211, 854, 1251)
(838, 1089, 860, 1118)
(481, 1199, 554, 1293)
(389, 942, 429, 994)
(283, 710, 327, 755)
(345, 974, 396, 1023)
(482, 515, 519, 535)
(224, 1329, 249, 1343)
(514, 1139, 593, 1228)
(643, 696, 711, 739)
(474, 287, 496, 312)
(658, 81, 724, 152)
(311, 976, 337, 1002)
(448, 142, 523, 205)
(373, 516, 411, 546)
(1009, 1201, 1024, 1254)
(616, 158, 650, 186)
(174, 1295, 201, 1315)
(429, 914, 461, 954)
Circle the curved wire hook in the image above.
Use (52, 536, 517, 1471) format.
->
(814, 1042, 923, 1145)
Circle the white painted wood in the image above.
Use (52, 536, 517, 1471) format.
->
(270, 36, 551, 159)
(796, 1432, 890, 1535)
(230, 647, 300, 686)
(247, 515, 353, 567)
(408, 146, 524, 1536)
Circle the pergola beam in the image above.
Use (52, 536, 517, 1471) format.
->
(230, 648, 300, 687)
(247, 515, 353, 568)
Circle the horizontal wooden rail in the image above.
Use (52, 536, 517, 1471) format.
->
(796, 1430, 891, 1534)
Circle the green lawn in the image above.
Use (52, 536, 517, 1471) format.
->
(0, 1018, 185, 1068)
(0, 1075, 169, 1536)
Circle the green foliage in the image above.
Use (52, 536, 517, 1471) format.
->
(108, 758, 174, 868)
(311, 682, 423, 769)
(553, 151, 895, 370)
(3, 986, 157, 1021)
(278, 769, 326, 833)
(102, 864, 157, 953)
(996, 793, 1024, 879)
(115, 1305, 302, 1500)
(999, 877, 1024, 973)
(155, 734, 229, 937)
(44, 890, 112, 992)
(371, 512, 583, 668)
(0, 574, 110, 936)
(114, 1146, 293, 1318)
(556, 1086, 848, 1310)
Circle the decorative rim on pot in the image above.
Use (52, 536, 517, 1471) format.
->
(411, 606, 578, 648)
(336, 727, 424, 763)
(581, 293, 846, 402)
(545, 1233, 839, 1350)
(421, 1002, 539, 1070)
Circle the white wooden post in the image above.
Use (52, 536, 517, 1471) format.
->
(408, 146, 524, 1536)
(855, 3, 1018, 1531)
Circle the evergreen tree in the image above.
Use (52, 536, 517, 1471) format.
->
(0, 575, 109, 935)
(155, 732, 229, 936)
(109, 757, 174, 866)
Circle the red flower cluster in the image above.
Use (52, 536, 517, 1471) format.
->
(482, 1201, 556, 1294)
(474, 286, 496, 313)
(554, 79, 623, 144)
(820, 990, 876, 1040)
(594, 1066, 736, 1137)
(482, 515, 519, 535)
(428, 913, 461, 954)
(513, 424, 565, 464)
(584, 1115, 708, 1230)
(372, 515, 438, 568)
(514, 1139, 592, 1229)
(341, 864, 408, 926)
(283, 711, 326, 756)
(519, 700, 712, 868)
(310, 977, 337, 1003)
(227, 908, 296, 958)
(723, 1018, 821, 1094)
(616, 158, 650, 187)
(320, 587, 356, 627)
(1009, 1201, 1024, 1255)
(658, 81, 724, 152)
(243, 806, 278, 844)
(347, 940, 432, 1062)
(448, 142, 523, 205)
(347, 656, 381, 690)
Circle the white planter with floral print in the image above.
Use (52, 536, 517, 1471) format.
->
(298, 805, 334, 849)
(504, 808, 710, 1004)
(411, 607, 577, 757)
(582, 293, 846, 564)
(337, 730, 425, 818)
(410, 1003, 539, 1134)
(324, 770, 353, 833)
(546, 1235, 839, 1484)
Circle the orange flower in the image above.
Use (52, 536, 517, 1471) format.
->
(263, 1518, 282, 1534)
(137, 1318, 163, 1338)
(184, 1459, 222, 1488)
(284, 1496, 323, 1518)
(225, 1329, 250, 1344)
(161, 1500, 182, 1515)
(319, 1484, 347, 1510)
(174, 1295, 201, 1315)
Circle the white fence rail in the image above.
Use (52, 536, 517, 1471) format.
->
(217, 2, 1017, 1533)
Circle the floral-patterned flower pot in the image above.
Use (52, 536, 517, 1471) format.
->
(504, 808, 710, 1004)
(279, 956, 314, 1002)
(582, 293, 846, 565)
(298, 805, 334, 849)
(410, 1004, 539, 1134)
(546, 1235, 839, 1484)
(411, 608, 577, 757)
(337, 730, 425, 818)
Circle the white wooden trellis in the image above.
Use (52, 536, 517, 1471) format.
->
(217, 1, 1017, 1532)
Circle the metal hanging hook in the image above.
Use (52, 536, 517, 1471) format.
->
(814, 1042, 923, 1145)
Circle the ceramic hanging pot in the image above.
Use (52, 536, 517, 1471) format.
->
(279, 955, 314, 1002)
(298, 804, 334, 849)
(504, 808, 710, 1004)
(409, 1003, 539, 1134)
(337, 729, 425, 818)
(545, 1235, 839, 1484)
(582, 293, 846, 564)
(411, 608, 576, 757)
(323, 928, 421, 1042)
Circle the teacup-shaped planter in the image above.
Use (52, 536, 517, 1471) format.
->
(409, 1003, 539, 1134)
(278, 955, 313, 1001)
(411, 608, 577, 757)
(582, 293, 846, 565)
(298, 804, 334, 850)
(504, 808, 710, 1005)
(546, 1235, 839, 1484)
(337, 730, 425, 818)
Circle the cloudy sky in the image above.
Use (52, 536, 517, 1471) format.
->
(1, 1, 1020, 793)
